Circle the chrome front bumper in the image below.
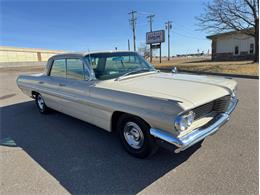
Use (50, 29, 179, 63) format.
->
(150, 96, 238, 153)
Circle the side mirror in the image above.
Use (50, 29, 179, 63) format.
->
(171, 67, 178, 73)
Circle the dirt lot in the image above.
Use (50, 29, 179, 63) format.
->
(152, 57, 259, 76)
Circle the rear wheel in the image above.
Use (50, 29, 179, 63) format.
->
(117, 114, 158, 158)
(35, 93, 49, 114)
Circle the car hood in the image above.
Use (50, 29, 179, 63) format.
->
(95, 72, 237, 109)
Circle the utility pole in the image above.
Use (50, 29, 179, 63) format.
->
(147, 14, 155, 62)
(128, 39, 130, 51)
(165, 21, 172, 61)
(129, 10, 137, 51)
(147, 14, 155, 31)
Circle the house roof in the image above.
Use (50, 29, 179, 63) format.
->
(206, 28, 254, 39)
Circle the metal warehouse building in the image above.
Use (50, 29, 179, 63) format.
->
(0, 46, 65, 63)
(207, 28, 255, 61)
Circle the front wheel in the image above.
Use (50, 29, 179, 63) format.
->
(117, 114, 158, 158)
(35, 93, 49, 114)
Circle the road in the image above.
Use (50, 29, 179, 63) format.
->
(0, 70, 258, 194)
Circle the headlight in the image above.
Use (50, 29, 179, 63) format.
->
(175, 111, 195, 131)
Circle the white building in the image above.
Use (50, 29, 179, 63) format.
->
(207, 28, 255, 60)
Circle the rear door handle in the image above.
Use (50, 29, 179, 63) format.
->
(58, 83, 66, 87)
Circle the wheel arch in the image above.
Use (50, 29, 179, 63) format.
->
(31, 91, 39, 99)
(110, 111, 151, 133)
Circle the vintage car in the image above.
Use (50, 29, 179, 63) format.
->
(17, 51, 238, 158)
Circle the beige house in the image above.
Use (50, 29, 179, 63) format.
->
(207, 28, 255, 61)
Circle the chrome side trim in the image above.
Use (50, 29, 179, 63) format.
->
(150, 96, 238, 153)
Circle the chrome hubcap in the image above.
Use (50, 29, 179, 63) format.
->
(123, 122, 144, 149)
(37, 95, 44, 110)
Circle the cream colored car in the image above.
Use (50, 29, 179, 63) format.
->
(17, 51, 238, 158)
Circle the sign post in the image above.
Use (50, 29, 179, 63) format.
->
(150, 44, 152, 62)
(160, 43, 161, 63)
(146, 30, 165, 63)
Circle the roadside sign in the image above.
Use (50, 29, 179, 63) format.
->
(151, 44, 161, 49)
(146, 30, 165, 44)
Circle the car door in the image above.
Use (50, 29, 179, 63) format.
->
(56, 58, 94, 123)
(41, 58, 67, 112)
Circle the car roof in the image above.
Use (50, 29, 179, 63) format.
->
(50, 50, 138, 59)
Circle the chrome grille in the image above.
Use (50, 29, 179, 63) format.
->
(193, 101, 214, 119)
(213, 95, 231, 112)
(193, 95, 231, 120)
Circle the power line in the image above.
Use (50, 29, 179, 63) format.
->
(172, 23, 208, 41)
(174, 23, 195, 32)
(129, 10, 137, 51)
(138, 11, 154, 15)
(174, 26, 197, 36)
(174, 31, 208, 41)
(173, 24, 208, 41)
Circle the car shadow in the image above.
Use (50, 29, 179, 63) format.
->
(1, 101, 202, 194)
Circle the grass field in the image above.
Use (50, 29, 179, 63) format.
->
(152, 57, 259, 76)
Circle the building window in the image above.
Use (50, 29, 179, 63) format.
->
(234, 46, 239, 55)
(250, 43, 254, 54)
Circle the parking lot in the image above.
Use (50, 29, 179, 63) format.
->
(0, 69, 258, 194)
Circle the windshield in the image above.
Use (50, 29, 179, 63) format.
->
(84, 52, 155, 80)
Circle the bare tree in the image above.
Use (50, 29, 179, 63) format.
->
(138, 42, 150, 59)
(197, 0, 259, 62)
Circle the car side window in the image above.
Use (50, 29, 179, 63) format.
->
(66, 58, 85, 80)
(50, 59, 66, 78)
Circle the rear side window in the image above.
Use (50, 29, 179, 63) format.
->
(66, 58, 85, 80)
(50, 59, 66, 78)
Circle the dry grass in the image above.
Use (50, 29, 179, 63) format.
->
(0, 57, 258, 76)
(152, 57, 259, 76)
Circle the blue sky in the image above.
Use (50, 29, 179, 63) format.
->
(1, 0, 212, 56)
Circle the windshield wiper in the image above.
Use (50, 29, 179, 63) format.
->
(115, 68, 156, 81)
